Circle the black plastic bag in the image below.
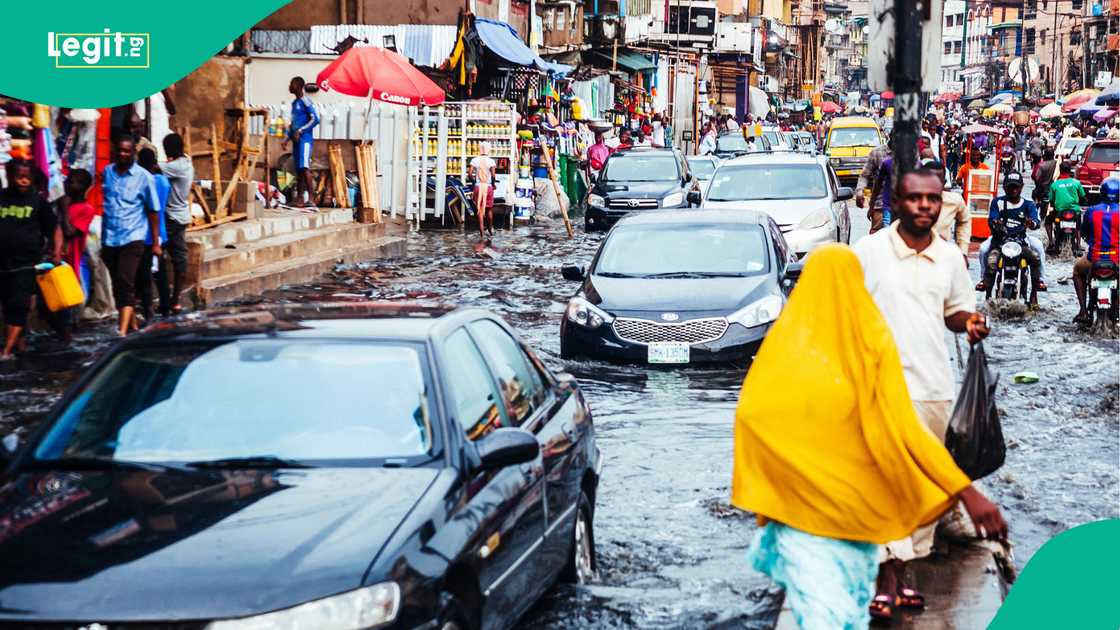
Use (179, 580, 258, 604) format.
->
(945, 342, 1006, 480)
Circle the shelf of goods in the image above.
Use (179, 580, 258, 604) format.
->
(407, 101, 517, 227)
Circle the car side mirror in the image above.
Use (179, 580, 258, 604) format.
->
(836, 186, 855, 201)
(472, 428, 540, 472)
(687, 189, 702, 206)
(781, 261, 805, 289)
(1, 433, 18, 465)
(561, 265, 586, 281)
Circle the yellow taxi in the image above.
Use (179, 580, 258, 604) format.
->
(823, 117, 886, 184)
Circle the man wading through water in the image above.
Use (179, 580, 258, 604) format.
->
(853, 166, 1004, 622)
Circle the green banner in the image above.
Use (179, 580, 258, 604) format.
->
(2, 1, 290, 107)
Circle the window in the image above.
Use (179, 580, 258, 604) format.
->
(444, 329, 506, 440)
(944, 41, 953, 54)
(1025, 28, 1036, 54)
(469, 320, 546, 427)
(954, 41, 963, 53)
(1071, 30, 1081, 46)
(946, 15, 954, 27)
(1025, 0, 1037, 19)
(1071, 0, 1082, 10)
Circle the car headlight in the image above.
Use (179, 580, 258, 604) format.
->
(662, 191, 684, 207)
(206, 582, 399, 630)
(587, 194, 605, 208)
(797, 208, 831, 230)
(829, 157, 842, 165)
(1000, 241, 1023, 258)
(566, 296, 613, 329)
(728, 295, 783, 328)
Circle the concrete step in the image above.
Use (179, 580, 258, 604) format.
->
(187, 208, 355, 251)
(195, 234, 406, 306)
(200, 221, 382, 279)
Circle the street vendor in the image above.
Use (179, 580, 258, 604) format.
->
(281, 76, 320, 208)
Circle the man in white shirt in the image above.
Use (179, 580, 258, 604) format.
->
(468, 142, 497, 238)
(853, 165, 990, 618)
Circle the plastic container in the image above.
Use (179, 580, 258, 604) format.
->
(36, 262, 85, 312)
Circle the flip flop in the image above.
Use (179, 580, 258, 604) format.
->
(896, 587, 926, 609)
(869, 594, 894, 621)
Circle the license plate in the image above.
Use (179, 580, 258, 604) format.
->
(1060, 221, 1077, 229)
(647, 342, 690, 364)
(1091, 279, 1117, 289)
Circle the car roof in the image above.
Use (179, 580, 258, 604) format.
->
(718, 151, 825, 167)
(127, 302, 493, 343)
(613, 208, 768, 226)
(610, 147, 677, 157)
(829, 116, 880, 128)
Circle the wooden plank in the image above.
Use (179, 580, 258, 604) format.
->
(367, 141, 382, 223)
(210, 123, 223, 207)
(186, 213, 247, 232)
(191, 183, 212, 224)
(542, 145, 574, 238)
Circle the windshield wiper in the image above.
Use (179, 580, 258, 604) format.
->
(596, 271, 643, 278)
(644, 271, 748, 278)
(187, 456, 311, 469)
(28, 456, 187, 472)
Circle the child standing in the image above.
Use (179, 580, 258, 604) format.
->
(60, 169, 96, 296)
(0, 159, 62, 359)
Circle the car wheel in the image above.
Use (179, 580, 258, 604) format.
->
(436, 592, 472, 630)
(560, 333, 575, 360)
(561, 492, 596, 584)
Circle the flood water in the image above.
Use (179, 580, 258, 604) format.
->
(1, 200, 1117, 628)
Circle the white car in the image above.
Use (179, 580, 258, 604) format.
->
(699, 152, 853, 256)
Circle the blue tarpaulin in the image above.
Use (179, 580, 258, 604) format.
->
(474, 18, 572, 75)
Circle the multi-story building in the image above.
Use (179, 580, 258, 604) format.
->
(1021, 0, 1088, 96)
(790, 0, 825, 101)
(941, 0, 967, 92)
(821, 0, 869, 93)
(1083, 0, 1119, 88)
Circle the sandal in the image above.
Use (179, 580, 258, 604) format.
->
(869, 594, 894, 621)
(1037, 281, 1048, 291)
(975, 280, 987, 291)
(896, 587, 925, 609)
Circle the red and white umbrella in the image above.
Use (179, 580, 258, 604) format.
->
(317, 46, 445, 107)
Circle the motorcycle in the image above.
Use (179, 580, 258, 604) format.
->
(987, 219, 1034, 305)
(1087, 260, 1120, 326)
(999, 152, 1016, 175)
(1051, 208, 1082, 257)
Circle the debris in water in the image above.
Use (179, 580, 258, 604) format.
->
(1013, 371, 1040, 384)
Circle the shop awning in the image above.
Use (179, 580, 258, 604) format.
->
(475, 18, 572, 75)
(591, 50, 656, 73)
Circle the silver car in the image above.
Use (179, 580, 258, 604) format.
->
(700, 152, 853, 257)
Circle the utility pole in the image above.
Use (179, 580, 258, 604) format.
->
(1049, 3, 1059, 94)
(891, 0, 922, 180)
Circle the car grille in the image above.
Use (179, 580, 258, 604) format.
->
(612, 317, 729, 345)
(607, 198, 659, 209)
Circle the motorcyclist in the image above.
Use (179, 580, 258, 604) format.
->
(978, 172, 1047, 305)
(999, 128, 1016, 172)
(1046, 161, 1088, 254)
(1073, 177, 1120, 323)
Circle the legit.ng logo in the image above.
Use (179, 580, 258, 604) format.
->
(47, 29, 150, 69)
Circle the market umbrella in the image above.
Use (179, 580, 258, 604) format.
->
(934, 92, 961, 104)
(1039, 102, 1065, 118)
(983, 104, 1013, 117)
(988, 93, 1013, 106)
(1095, 85, 1119, 107)
(1094, 108, 1117, 122)
(960, 123, 1000, 134)
(748, 85, 771, 117)
(1061, 88, 1100, 112)
(968, 98, 986, 109)
(880, 90, 895, 100)
(317, 46, 445, 106)
(820, 101, 843, 113)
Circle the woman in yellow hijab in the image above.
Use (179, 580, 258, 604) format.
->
(730, 244, 1005, 629)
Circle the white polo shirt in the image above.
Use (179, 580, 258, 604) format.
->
(854, 223, 975, 401)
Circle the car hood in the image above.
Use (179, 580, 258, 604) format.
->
(586, 274, 770, 314)
(596, 180, 680, 198)
(827, 146, 874, 158)
(0, 467, 438, 622)
(701, 197, 829, 226)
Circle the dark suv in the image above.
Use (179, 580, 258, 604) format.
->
(585, 147, 696, 231)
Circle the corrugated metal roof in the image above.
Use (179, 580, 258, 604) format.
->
(309, 24, 457, 67)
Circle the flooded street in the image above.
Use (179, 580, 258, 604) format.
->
(1, 206, 1117, 628)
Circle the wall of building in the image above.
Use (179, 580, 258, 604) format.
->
(174, 56, 247, 133)
(254, 0, 526, 39)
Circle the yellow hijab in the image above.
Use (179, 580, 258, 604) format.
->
(730, 244, 970, 544)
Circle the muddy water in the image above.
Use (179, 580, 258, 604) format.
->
(1, 208, 1117, 628)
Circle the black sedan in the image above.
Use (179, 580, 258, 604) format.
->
(560, 210, 801, 365)
(0, 303, 600, 630)
(584, 147, 695, 231)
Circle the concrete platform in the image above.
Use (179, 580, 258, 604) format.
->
(772, 543, 1005, 629)
(186, 209, 407, 307)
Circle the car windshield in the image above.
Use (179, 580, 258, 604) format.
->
(1086, 144, 1119, 165)
(763, 130, 783, 146)
(828, 127, 882, 148)
(707, 164, 828, 200)
(716, 134, 754, 153)
(594, 224, 769, 277)
(33, 341, 433, 465)
(603, 154, 679, 181)
(687, 158, 717, 178)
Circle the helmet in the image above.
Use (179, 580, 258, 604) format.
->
(1102, 177, 1120, 202)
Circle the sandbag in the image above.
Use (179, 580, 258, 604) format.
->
(945, 342, 1006, 480)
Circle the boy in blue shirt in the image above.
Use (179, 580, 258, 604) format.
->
(137, 148, 170, 321)
(282, 76, 320, 208)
